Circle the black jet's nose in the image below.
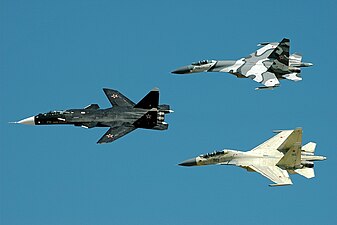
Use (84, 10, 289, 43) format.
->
(171, 66, 192, 74)
(16, 116, 36, 125)
(178, 158, 197, 166)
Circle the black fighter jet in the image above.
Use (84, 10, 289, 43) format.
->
(15, 87, 173, 144)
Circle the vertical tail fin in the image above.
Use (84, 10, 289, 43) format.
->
(269, 38, 290, 66)
(277, 142, 302, 168)
(134, 88, 159, 109)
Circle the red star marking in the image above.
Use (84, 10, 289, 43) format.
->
(146, 114, 151, 119)
(111, 94, 118, 99)
(106, 134, 114, 139)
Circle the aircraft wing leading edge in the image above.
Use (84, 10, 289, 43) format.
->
(250, 128, 302, 155)
(249, 130, 294, 155)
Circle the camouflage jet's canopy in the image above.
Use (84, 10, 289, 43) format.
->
(172, 38, 313, 90)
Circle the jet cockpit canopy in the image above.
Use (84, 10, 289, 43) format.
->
(192, 60, 214, 66)
(44, 110, 66, 116)
(201, 150, 228, 158)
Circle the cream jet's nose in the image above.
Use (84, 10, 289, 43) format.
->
(178, 158, 197, 166)
(17, 116, 35, 125)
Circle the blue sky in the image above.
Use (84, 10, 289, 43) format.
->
(1, 0, 337, 224)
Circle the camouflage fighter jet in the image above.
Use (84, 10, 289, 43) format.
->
(179, 128, 326, 186)
(15, 88, 173, 144)
(172, 38, 313, 90)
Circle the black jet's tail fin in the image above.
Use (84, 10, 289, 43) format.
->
(134, 87, 159, 109)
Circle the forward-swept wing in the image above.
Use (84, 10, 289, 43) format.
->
(97, 124, 136, 144)
(103, 88, 135, 107)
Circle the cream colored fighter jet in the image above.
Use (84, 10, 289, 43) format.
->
(179, 128, 326, 186)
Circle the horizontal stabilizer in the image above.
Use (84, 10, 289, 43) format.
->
(158, 104, 170, 111)
(295, 168, 315, 179)
(134, 87, 159, 109)
(282, 72, 302, 82)
(302, 142, 316, 153)
(289, 53, 313, 67)
(289, 52, 303, 65)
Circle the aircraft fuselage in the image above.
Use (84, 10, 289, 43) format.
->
(180, 149, 326, 171)
(33, 107, 147, 127)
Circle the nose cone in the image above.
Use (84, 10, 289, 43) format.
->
(171, 65, 192, 74)
(17, 116, 35, 125)
(178, 158, 197, 166)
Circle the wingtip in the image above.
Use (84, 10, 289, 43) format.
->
(102, 88, 110, 93)
(269, 183, 292, 187)
(151, 87, 159, 92)
(103, 87, 114, 92)
(273, 127, 301, 133)
(272, 129, 284, 133)
(255, 85, 279, 90)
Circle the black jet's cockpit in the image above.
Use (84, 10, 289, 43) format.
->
(39, 110, 67, 116)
